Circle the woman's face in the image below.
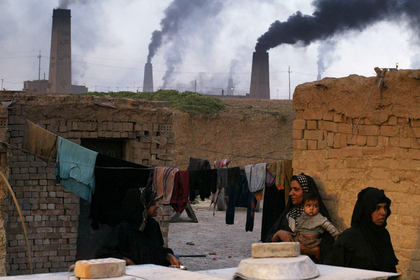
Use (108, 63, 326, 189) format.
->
(147, 201, 159, 217)
(371, 202, 388, 226)
(289, 180, 304, 205)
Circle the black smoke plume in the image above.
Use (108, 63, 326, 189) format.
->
(147, 0, 222, 64)
(256, 0, 420, 52)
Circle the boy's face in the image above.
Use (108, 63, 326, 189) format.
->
(304, 199, 319, 216)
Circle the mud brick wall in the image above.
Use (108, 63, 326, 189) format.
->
(0, 93, 174, 275)
(292, 70, 420, 279)
(172, 99, 294, 169)
(0, 104, 9, 276)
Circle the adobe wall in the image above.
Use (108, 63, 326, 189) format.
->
(172, 98, 294, 168)
(0, 93, 174, 275)
(292, 69, 420, 279)
(0, 104, 9, 276)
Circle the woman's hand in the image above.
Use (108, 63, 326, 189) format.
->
(166, 253, 182, 268)
(299, 244, 319, 259)
(271, 230, 296, 242)
(123, 257, 134, 266)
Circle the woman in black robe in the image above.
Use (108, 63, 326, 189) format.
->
(265, 173, 334, 263)
(96, 188, 181, 267)
(324, 187, 398, 272)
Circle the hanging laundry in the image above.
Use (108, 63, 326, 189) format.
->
(226, 173, 257, 232)
(22, 119, 57, 162)
(152, 167, 179, 204)
(225, 167, 241, 224)
(55, 137, 98, 203)
(187, 157, 211, 170)
(187, 157, 212, 201)
(214, 159, 230, 168)
(90, 153, 151, 229)
(245, 163, 267, 193)
(261, 169, 285, 242)
(261, 159, 293, 241)
(189, 169, 217, 201)
(170, 170, 189, 213)
(267, 161, 286, 190)
(211, 168, 228, 208)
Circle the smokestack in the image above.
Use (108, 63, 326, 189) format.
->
(48, 9, 72, 95)
(227, 78, 234, 96)
(143, 62, 154, 92)
(249, 51, 270, 99)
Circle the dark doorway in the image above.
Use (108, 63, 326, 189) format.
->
(75, 139, 125, 261)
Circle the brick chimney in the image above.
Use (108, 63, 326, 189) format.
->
(249, 51, 270, 99)
(48, 9, 72, 95)
(143, 62, 154, 92)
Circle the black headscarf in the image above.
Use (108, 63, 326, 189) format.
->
(120, 187, 156, 231)
(96, 187, 173, 266)
(324, 187, 398, 272)
(265, 173, 333, 262)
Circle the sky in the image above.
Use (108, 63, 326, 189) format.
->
(0, 0, 419, 100)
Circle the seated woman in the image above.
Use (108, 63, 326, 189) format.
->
(96, 187, 181, 267)
(324, 187, 398, 272)
(265, 173, 334, 263)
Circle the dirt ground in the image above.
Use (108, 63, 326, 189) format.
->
(167, 198, 263, 272)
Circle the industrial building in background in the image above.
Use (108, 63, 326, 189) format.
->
(23, 8, 87, 94)
(249, 51, 270, 99)
(143, 62, 154, 92)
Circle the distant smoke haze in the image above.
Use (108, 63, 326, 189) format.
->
(317, 40, 338, 80)
(58, 0, 89, 9)
(147, 0, 223, 88)
(256, 0, 420, 52)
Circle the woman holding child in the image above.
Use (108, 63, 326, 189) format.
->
(265, 173, 335, 263)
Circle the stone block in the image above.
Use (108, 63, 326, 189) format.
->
(307, 140, 317, 150)
(411, 119, 420, 127)
(323, 121, 338, 132)
(388, 116, 398, 126)
(303, 110, 323, 120)
(304, 130, 324, 140)
(307, 120, 317, 130)
(293, 140, 307, 150)
(318, 140, 328, 150)
(358, 125, 379, 136)
(333, 113, 342, 123)
(323, 111, 334, 121)
(356, 135, 367, 146)
(292, 129, 303, 140)
(366, 136, 378, 147)
(400, 137, 411, 148)
(380, 126, 399, 137)
(75, 258, 126, 279)
(337, 123, 352, 134)
(251, 242, 300, 258)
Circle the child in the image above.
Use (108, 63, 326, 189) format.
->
(294, 192, 340, 248)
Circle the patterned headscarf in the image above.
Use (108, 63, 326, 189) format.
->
(288, 173, 316, 226)
(120, 187, 157, 232)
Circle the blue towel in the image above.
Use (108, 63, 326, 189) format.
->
(55, 137, 98, 202)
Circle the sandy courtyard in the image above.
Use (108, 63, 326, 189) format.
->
(167, 198, 263, 272)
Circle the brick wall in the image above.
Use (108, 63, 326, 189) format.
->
(0, 104, 9, 276)
(0, 93, 174, 275)
(292, 70, 420, 279)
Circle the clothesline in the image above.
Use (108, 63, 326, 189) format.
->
(142, 134, 289, 162)
(7, 115, 288, 170)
